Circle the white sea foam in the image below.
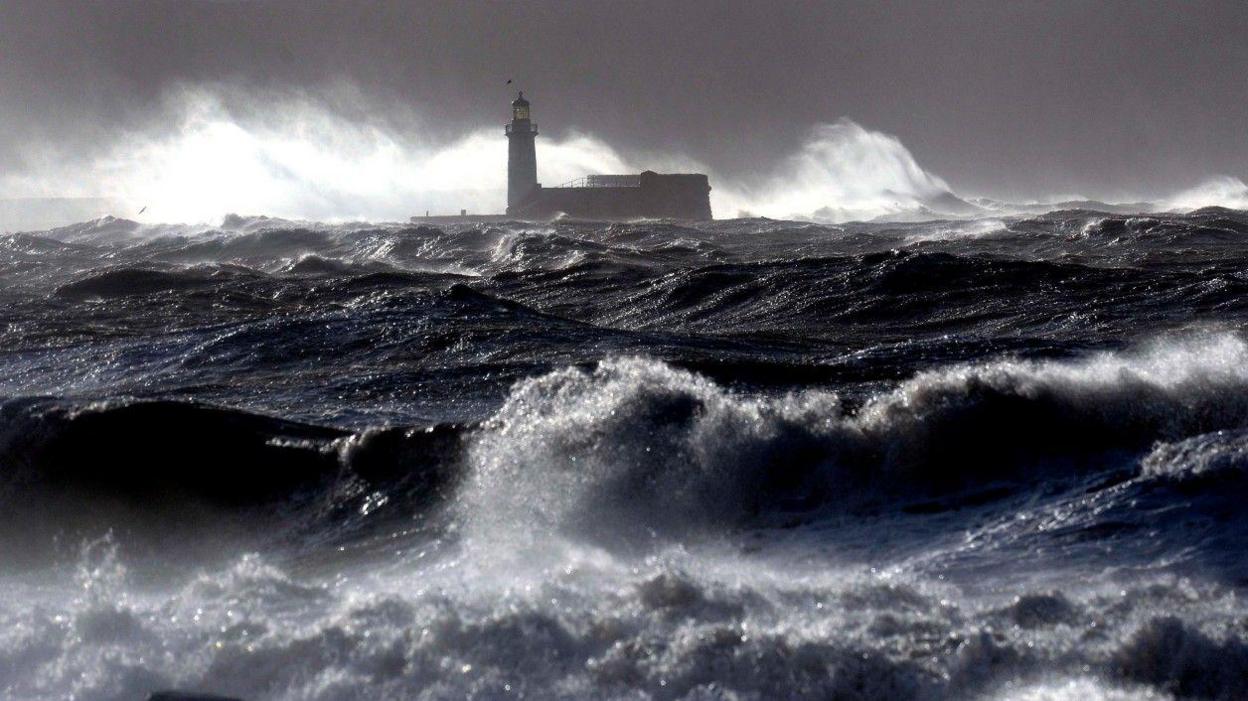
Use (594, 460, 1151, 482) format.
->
(459, 333, 1248, 551)
(2, 541, 1245, 700)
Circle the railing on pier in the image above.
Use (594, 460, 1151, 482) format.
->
(554, 174, 642, 188)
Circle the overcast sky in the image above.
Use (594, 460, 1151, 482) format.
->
(3, 0, 1246, 202)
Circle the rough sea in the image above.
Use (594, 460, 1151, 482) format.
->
(4, 208, 1248, 700)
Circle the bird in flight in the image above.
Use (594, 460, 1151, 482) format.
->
(138, 206, 147, 215)
(505, 78, 512, 85)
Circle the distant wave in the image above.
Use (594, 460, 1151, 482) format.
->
(716, 119, 982, 222)
(1165, 176, 1248, 212)
(55, 267, 227, 298)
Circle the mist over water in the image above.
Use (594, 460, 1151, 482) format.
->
(4, 89, 1247, 230)
(0, 91, 640, 224)
(1165, 176, 1248, 213)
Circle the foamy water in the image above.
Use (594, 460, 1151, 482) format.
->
(3, 211, 1248, 699)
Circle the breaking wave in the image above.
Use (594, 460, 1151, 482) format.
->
(461, 333, 1248, 548)
(720, 119, 980, 222)
(1140, 429, 1248, 482)
(1165, 176, 1248, 212)
(10, 331, 1248, 556)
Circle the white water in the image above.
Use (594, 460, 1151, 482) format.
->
(3, 520, 1244, 700)
(9, 340, 1248, 699)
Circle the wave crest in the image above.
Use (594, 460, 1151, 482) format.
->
(1165, 176, 1248, 212)
(461, 334, 1248, 546)
(724, 119, 980, 222)
(1140, 429, 1248, 481)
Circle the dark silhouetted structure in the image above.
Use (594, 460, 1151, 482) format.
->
(504, 93, 711, 220)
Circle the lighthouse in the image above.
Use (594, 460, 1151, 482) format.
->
(414, 93, 710, 223)
(505, 92, 539, 212)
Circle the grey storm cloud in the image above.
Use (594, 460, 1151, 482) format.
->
(2, 0, 1247, 201)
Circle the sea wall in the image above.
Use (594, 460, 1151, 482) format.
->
(509, 171, 711, 220)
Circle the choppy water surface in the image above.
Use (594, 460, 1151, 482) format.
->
(4, 209, 1248, 700)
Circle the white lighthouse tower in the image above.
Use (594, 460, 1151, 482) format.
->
(505, 92, 539, 213)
